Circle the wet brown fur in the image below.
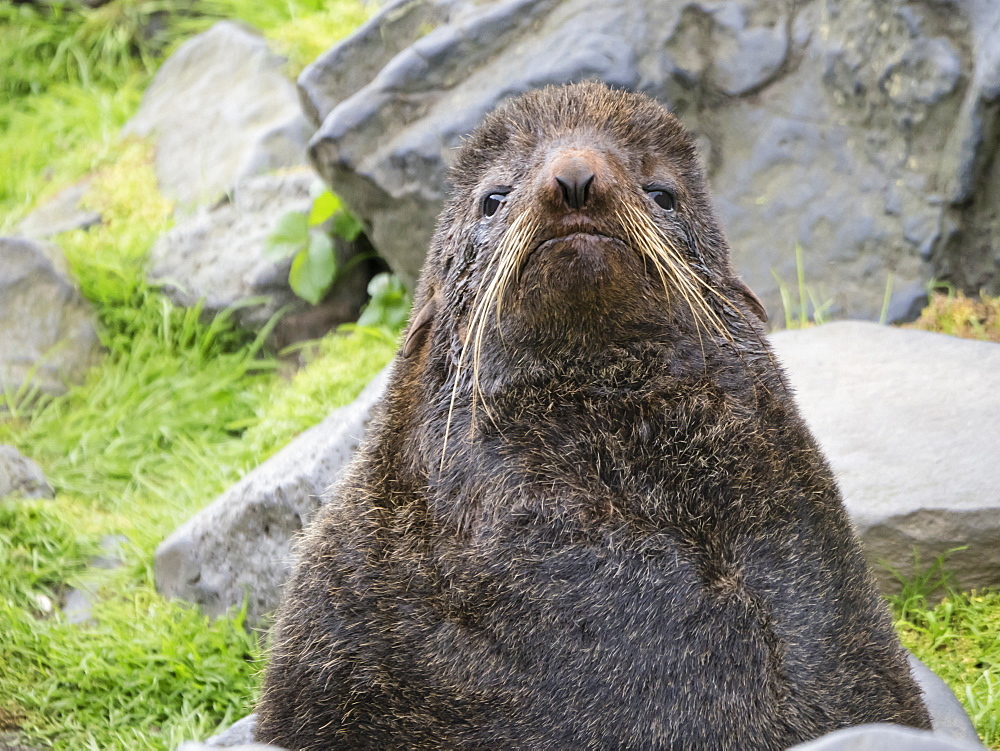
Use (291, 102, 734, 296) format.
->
(256, 82, 931, 749)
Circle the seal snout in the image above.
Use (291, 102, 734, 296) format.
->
(553, 155, 595, 209)
(548, 151, 602, 210)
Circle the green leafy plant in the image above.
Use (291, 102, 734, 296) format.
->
(265, 188, 364, 305)
(356, 272, 411, 332)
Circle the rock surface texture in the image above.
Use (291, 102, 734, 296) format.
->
(299, 0, 1000, 319)
(14, 179, 101, 239)
(199, 714, 258, 747)
(0, 236, 101, 395)
(788, 724, 984, 750)
(124, 21, 311, 208)
(0, 445, 54, 500)
(771, 322, 1000, 593)
(154, 368, 390, 624)
(148, 170, 370, 342)
(909, 655, 981, 744)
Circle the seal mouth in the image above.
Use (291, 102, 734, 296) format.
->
(535, 231, 622, 249)
(527, 231, 630, 265)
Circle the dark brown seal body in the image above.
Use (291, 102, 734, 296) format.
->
(256, 82, 930, 749)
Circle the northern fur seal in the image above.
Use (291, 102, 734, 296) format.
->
(256, 82, 931, 749)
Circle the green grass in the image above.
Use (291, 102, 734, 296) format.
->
(0, 0, 370, 229)
(0, 5, 386, 742)
(0, 262, 394, 748)
(0, 497, 261, 750)
(771, 243, 833, 329)
(892, 559, 1000, 747)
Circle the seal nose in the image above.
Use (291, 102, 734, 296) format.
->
(553, 157, 595, 210)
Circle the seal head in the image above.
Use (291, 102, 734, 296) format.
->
(256, 82, 931, 750)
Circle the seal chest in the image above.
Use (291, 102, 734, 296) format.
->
(256, 82, 931, 750)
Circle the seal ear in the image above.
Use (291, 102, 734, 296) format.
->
(402, 295, 437, 358)
(733, 279, 768, 323)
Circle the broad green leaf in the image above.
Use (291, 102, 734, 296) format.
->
(307, 231, 337, 287)
(358, 273, 411, 329)
(331, 210, 364, 242)
(289, 233, 336, 305)
(264, 211, 309, 261)
(288, 250, 319, 304)
(366, 271, 391, 298)
(308, 191, 341, 226)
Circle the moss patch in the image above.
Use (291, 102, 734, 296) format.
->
(907, 290, 1000, 343)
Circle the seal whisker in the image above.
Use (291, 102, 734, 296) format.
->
(441, 210, 539, 468)
(620, 201, 730, 344)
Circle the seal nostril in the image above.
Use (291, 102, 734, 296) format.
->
(554, 161, 596, 210)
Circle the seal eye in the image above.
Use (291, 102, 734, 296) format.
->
(482, 188, 511, 218)
(646, 188, 676, 212)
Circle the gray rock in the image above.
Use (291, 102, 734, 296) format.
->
(771, 322, 1000, 593)
(148, 169, 370, 341)
(0, 236, 102, 396)
(203, 714, 257, 747)
(61, 586, 97, 626)
(124, 21, 311, 209)
(155, 368, 391, 624)
(0, 445, 54, 499)
(158, 322, 1000, 624)
(910, 655, 981, 744)
(15, 179, 101, 239)
(299, 0, 1000, 315)
(0, 731, 44, 751)
(788, 724, 984, 750)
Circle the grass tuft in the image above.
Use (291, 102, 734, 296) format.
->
(264, 1, 372, 76)
(894, 590, 1000, 746)
(771, 244, 833, 329)
(0, 82, 144, 230)
(1, 573, 262, 750)
(0, 2, 386, 748)
(244, 328, 397, 459)
(0, 499, 99, 613)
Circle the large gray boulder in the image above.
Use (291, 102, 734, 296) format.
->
(0, 236, 102, 395)
(771, 322, 1000, 593)
(148, 170, 370, 344)
(199, 724, 981, 751)
(299, 0, 1000, 318)
(124, 21, 311, 209)
(788, 724, 984, 751)
(157, 322, 1000, 624)
(154, 368, 391, 624)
